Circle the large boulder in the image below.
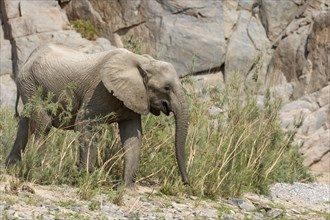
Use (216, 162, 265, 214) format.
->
(280, 85, 330, 183)
(267, 10, 330, 99)
(0, 8, 13, 75)
(0, 74, 16, 108)
(259, 0, 300, 42)
(1, 0, 114, 76)
(0, 0, 114, 108)
(225, 10, 270, 78)
(65, 0, 225, 76)
(1, 1, 15, 108)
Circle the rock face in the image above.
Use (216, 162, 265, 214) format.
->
(267, 6, 330, 99)
(66, 0, 225, 76)
(0, 0, 113, 108)
(0, 0, 329, 182)
(280, 85, 330, 183)
(1, 0, 113, 77)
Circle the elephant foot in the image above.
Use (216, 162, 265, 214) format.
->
(5, 155, 21, 167)
(125, 183, 156, 195)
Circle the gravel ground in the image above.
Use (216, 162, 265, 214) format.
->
(0, 181, 329, 220)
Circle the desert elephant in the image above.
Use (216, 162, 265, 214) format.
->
(6, 44, 189, 187)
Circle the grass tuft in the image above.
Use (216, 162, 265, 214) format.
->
(71, 19, 98, 40)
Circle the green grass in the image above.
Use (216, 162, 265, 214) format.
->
(71, 19, 98, 40)
(124, 35, 143, 54)
(0, 75, 312, 199)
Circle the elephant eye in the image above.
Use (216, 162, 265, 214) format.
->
(164, 85, 171, 92)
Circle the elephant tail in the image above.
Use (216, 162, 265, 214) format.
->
(14, 89, 20, 118)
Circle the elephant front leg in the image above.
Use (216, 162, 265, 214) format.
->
(78, 132, 97, 173)
(75, 118, 98, 173)
(118, 117, 142, 187)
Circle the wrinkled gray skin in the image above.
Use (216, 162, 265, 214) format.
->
(6, 44, 189, 187)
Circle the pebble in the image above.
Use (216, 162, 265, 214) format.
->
(267, 208, 283, 218)
(227, 197, 256, 211)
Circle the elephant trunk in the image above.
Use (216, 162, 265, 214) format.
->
(171, 84, 189, 185)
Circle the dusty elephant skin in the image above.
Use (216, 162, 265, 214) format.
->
(5, 44, 189, 187)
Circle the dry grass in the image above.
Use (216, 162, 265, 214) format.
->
(0, 75, 312, 199)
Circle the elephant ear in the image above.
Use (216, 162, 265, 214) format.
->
(101, 50, 149, 115)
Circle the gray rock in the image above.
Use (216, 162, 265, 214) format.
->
(2, 0, 20, 19)
(19, 1, 60, 17)
(267, 208, 283, 218)
(0, 41, 13, 75)
(18, 212, 32, 219)
(252, 212, 264, 220)
(42, 215, 56, 220)
(270, 83, 294, 102)
(247, 16, 270, 51)
(228, 198, 256, 211)
(238, 0, 257, 11)
(225, 10, 257, 76)
(299, 106, 328, 135)
(317, 86, 330, 107)
(279, 85, 330, 181)
(222, 214, 237, 220)
(259, 0, 300, 42)
(1, 0, 113, 79)
(223, 213, 245, 220)
(239, 201, 256, 212)
(281, 99, 317, 114)
(66, 0, 225, 76)
(266, 10, 329, 99)
(8, 3, 66, 39)
(224, 0, 239, 40)
(0, 74, 17, 108)
(209, 106, 223, 116)
(0, 11, 13, 75)
(154, 0, 225, 76)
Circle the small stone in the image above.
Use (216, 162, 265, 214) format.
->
(209, 106, 223, 116)
(42, 214, 56, 220)
(227, 198, 256, 211)
(238, 201, 256, 212)
(190, 196, 198, 200)
(46, 204, 60, 212)
(18, 212, 32, 219)
(223, 214, 237, 220)
(228, 198, 244, 207)
(267, 208, 283, 218)
(252, 212, 264, 220)
(17, 200, 26, 206)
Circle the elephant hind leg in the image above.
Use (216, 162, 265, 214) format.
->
(6, 117, 31, 166)
(6, 111, 52, 166)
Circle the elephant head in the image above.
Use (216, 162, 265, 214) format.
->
(101, 50, 190, 184)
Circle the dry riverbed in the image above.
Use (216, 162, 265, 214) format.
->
(0, 178, 329, 220)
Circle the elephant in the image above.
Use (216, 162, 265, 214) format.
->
(6, 44, 189, 187)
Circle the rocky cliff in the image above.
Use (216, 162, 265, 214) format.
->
(0, 0, 329, 183)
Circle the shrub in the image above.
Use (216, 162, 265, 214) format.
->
(0, 74, 312, 199)
(71, 19, 98, 40)
(124, 35, 143, 54)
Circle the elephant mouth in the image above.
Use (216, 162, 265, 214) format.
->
(161, 100, 171, 116)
